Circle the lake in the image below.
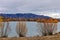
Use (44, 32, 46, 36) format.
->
(1, 21, 60, 37)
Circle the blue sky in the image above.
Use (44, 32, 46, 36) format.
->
(0, 0, 60, 18)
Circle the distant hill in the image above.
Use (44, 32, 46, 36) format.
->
(0, 13, 51, 19)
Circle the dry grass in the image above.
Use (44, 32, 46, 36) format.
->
(0, 33, 60, 40)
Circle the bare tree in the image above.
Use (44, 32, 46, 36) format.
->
(52, 23, 57, 34)
(37, 22, 47, 36)
(3, 21, 11, 37)
(45, 23, 57, 35)
(3, 21, 9, 37)
(37, 22, 58, 36)
(0, 22, 5, 37)
(16, 21, 27, 37)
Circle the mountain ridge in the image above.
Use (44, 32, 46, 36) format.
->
(0, 13, 51, 19)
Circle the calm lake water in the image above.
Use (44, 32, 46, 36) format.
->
(2, 21, 60, 37)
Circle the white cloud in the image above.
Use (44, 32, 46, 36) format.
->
(38, 12, 60, 18)
(0, 0, 60, 18)
(16, 0, 60, 12)
(0, 7, 8, 13)
(0, 0, 59, 12)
